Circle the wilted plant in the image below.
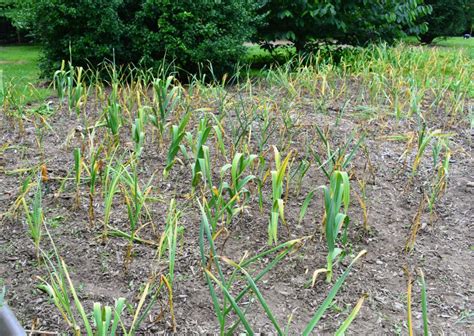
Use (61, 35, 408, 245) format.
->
(320, 171, 350, 282)
(405, 197, 425, 252)
(418, 269, 430, 336)
(3, 173, 33, 220)
(210, 114, 226, 157)
(253, 153, 270, 213)
(354, 176, 369, 231)
(254, 102, 277, 153)
(229, 94, 259, 152)
(408, 79, 425, 118)
(427, 138, 450, 213)
(411, 123, 453, 176)
(404, 267, 430, 336)
(84, 142, 103, 226)
(311, 126, 364, 180)
(104, 89, 122, 141)
(199, 200, 303, 334)
(290, 157, 310, 196)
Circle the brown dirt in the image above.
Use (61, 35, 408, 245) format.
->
(0, 84, 473, 335)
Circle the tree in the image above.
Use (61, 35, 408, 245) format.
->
(257, 0, 432, 51)
(0, 0, 32, 43)
(419, 0, 474, 44)
(25, 0, 262, 77)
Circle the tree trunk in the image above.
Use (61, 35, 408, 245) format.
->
(419, 34, 435, 44)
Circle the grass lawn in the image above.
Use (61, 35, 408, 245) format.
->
(432, 37, 474, 58)
(0, 44, 51, 105)
(404, 36, 474, 58)
(432, 36, 474, 48)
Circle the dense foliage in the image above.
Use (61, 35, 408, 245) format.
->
(25, 0, 260, 77)
(0, 0, 31, 43)
(30, 0, 125, 74)
(257, 0, 432, 51)
(123, 0, 262, 76)
(419, 0, 474, 43)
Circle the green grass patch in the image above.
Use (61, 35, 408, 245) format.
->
(404, 36, 474, 59)
(0, 45, 51, 105)
(243, 44, 296, 69)
(432, 37, 474, 58)
(432, 36, 474, 48)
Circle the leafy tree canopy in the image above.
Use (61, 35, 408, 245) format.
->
(257, 0, 432, 50)
(419, 0, 474, 43)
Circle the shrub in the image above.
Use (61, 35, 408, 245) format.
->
(123, 0, 261, 76)
(26, 0, 261, 78)
(28, 0, 124, 75)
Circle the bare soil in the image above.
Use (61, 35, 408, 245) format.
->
(0, 84, 473, 335)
